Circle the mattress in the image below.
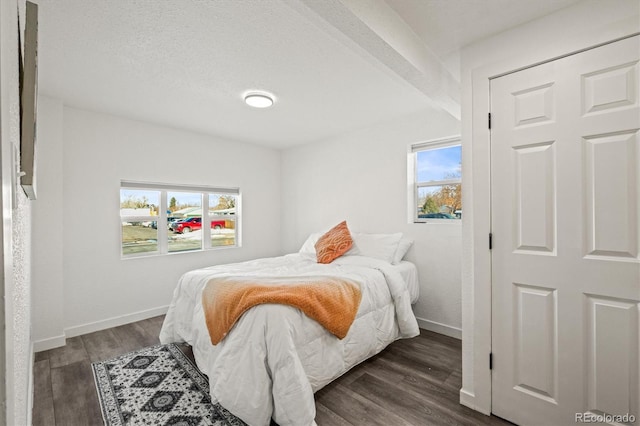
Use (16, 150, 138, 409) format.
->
(395, 260, 420, 304)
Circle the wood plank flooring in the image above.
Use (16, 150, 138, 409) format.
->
(33, 316, 511, 426)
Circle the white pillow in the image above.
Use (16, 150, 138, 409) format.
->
(392, 238, 414, 264)
(298, 232, 322, 259)
(350, 232, 402, 263)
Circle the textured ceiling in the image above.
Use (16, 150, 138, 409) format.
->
(36, 0, 581, 149)
(37, 0, 435, 148)
(385, 0, 582, 81)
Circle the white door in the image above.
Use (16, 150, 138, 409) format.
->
(491, 35, 640, 426)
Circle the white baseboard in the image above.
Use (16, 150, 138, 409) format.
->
(33, 305, 170, 352)
(64, 305, 169, 339)
(33, 334, 66, 352)
(460, 388, 491, 415)
(416, 317, 462, 340)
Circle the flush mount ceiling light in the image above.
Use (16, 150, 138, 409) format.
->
(244, 92, 275, 108)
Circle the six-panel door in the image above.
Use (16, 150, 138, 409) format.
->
(491, 35, 640, 425)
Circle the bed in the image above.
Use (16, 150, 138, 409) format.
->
(159, 230, 420, 426)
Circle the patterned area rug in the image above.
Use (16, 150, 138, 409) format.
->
(92, 343, 247, 426)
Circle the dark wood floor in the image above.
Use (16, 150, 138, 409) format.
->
(33, 315, 511, 426)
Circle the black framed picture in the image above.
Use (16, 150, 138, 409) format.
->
(19, 1, 38, 200)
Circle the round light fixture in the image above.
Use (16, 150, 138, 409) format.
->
(244, 92, 274, 108)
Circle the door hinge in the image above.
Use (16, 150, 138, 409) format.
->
(489, 233, 493, 250)
(488, 112, 492, 129)
(489, 352, 493, 370)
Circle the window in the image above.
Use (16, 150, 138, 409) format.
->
(410, 136, 461, 222)
(167, 191, 203, 253)
(120, 189, 160, 255)
(120, 181, 240, 257)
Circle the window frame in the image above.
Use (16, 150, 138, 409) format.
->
(120, 181, 241, 258)
(409, 135, 462, 223)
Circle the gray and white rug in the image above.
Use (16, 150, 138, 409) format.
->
(92, 343, 247, 426)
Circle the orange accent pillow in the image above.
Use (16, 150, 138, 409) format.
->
(315, 221, 354, 264)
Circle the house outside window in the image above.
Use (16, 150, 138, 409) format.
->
(120, 181, 240, 257)
(410, 136, 462, 222)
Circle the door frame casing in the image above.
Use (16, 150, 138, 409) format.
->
(460, 17, 640, 415)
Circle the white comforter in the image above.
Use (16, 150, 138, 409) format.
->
(159, 254, 419, 426)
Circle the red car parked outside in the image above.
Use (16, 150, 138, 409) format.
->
(171, 217, 226, 233)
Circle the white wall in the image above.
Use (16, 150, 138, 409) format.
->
(1, 0, 33, 424)
(32, 102, 282, 346)
(31, 96, 64, 348)
(460, 0, 640, 414)
(281, 108, 462, 337)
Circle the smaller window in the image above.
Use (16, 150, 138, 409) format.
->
(410, 136, 462, 222)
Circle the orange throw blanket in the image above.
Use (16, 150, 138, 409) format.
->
(202, 276, 362, 345)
